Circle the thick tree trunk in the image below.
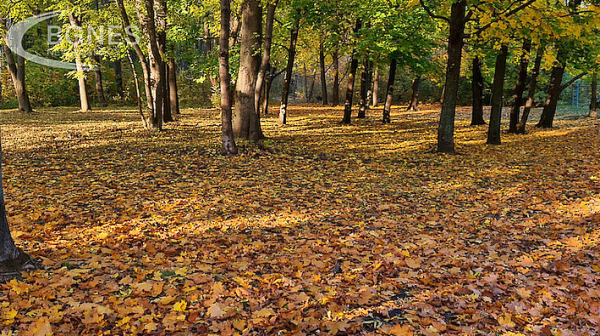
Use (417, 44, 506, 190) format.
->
(508, 41, 531, 133)
(407, 76, 422, 111)
(114, 59, 125, 100)
(437, 0, 466, 153)
(471, 56, 486, 125)
(234, 0, 262, 138)
(342, 19, 363, 124)
(591, 73, 598, 118)
(358, 58, 371, 118)
(69, 14, 91, 112)
(168, 58, 180, 115)
(255, 1, 277, 119)
(486, 44, 509, 145)
(219, 0, 238, 154)
(92, 55, 108, 107)
(517, 44, 544, 133)
(2, 44, 32, 112)
(0, 134, 20, 263)
(382, 58, 397, 124)
(537, 49, 567, 128)
(319, 40, 328, 106)
(372, 68, 379, 107)
(278, 21, 299, 125)
(332, 49, 340, 106)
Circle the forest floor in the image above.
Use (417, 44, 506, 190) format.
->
(0, 104, 599, 336)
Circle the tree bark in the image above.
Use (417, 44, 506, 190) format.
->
(357, 57, 371, 118)
(141, 0, 165, 130)
(407, 76, 422, 111)
(471, 56, 486, 125)
(127, 49, 150, 129)
(486, 44, 509, 145)
(278, 20, 299, 125)
(517, 44, 544, 134)
(372, 68, 379, 107)
(2, 45, 32, 112)
(156, 0, 172, 123)
(332, 48, 340, 106)
(508, 40, 531, 133)
(168, 58, 180, 115)
(114, 59, 125, 101)
(219, 0, 238, 154)
(537, 49, 567, 128)
(591, 73, 598, 118)
(342, 18, 363, 124)
(319, 39, 328, 106)
(92, 55, 108, 107)
(0, 132, 20, 263)
(382, 58, 397, 124)
(255, 1, 277, 119)
(69, 14, 91, 112)
(437, 0, 466, 153)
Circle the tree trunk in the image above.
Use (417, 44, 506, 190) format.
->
(332, 48, 340, 106)
(342, 19, 363, 124)
(142, 0, 165, 130)
(127, 49, 150, 129)
(319, 39, 328, 105)
(92, 55, 108, 107)
(219, 0, 238, 154)
(255, 1, 277, 120)
(2, 45, 32, 113)
(437, 0, 466, 153)
(278, 21, 299, 125)
(517, 44, 544, 134)
(486, 44, 509, 145)
(69, 14, 91, 112)
(307, 69, 317, 102)
(508, 41, 531, 133)
(382, 58, 397, 124)
(0, 133, 20, 263)
(114, 59, 125, 101)
(366, 61, 373, 107)
(471, 56, 486, 125)
(537, 49, 567, 128)
(407, 76, 422, 111)
(372, 68, 379, 107)
(157, 0, 172, 124)
(591, 73, 598, 118)
(168, 58, 180, 115)
(263, 66, 275, 115)
(357, 57, 370, 118)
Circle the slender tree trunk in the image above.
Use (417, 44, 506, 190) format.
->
(366, 61, 373, 107)
(319, 39, 328, 105)
(219, 0, 238, 154)
(114, 59, 124, 101)
(382, 58, 397, 124)
(278, 21, 299, 125)
(372, 68, 379, 107)
(255, 1, 277, 118)
(407, 76, 422, 111)
(127, 49, 150, 129)
(537, 49, 567, 128)
(69, 14, 91, 112)
(168, 58, 180, 115)
(357, 57, 370, 118)
(156, 0, 172, 123)
(92, 55, 108, 107)
(141, 0, 165, 130)
(0, 131, 20, 263)
(263, 66, 275, 115)
(471, 56, 486, 125)
(508, 41, 531, 133)
(437, 0, 466, 153)
(234, 0, 263, 138)
(307, 69, 317, 102)
(517, 44, 544, 133)
(486, 44, 509, 145)
(591, 73, 598, 118)
(342, 19, 363, 124)
(332, 48, 340, 106)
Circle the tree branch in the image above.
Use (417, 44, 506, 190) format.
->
(560, 72, 588, 92)
(419, 0, 450, 23)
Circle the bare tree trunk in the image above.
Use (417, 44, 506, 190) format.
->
(357, 57, 370, 118)
(69, 14, 91, 112)
(486, 44, 509, 145)
(332, 48, 340, 106)
(307, 69, 317, 102)
(234, 0, 263, 138)
(382, 58, 397, 124)
(168, 58, 180, 115)
(127, 49, 150, 129)
(537, 49, 567, 128)
(278, 20, 299, 125)
(2, 46, 32, 112)
(407, 76, 422, 111)
(508, 40, 531, 133)
(517, 44, 544, 133)
(0, 131, 20, 263)
(591, 73, 598, 118)
(471, 56, 485, 125)
(341, 18, 362, 124)
(142, 0, 165, 130)
(92, 55, 108, 107)
(255, 0, 277, 122)
(319, 39, 328, 105)
(114, 59, 125, 101)
(372, 68, 379, 107)
(219, 0, 238, 154)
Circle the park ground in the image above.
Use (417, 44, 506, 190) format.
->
(0, 104, 599, 335)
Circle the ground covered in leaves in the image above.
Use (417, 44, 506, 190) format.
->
(1, 105, 599, 335)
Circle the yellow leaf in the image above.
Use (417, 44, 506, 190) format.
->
(173, 300, 187, 312)
(232, 319, 246, 331)
(158, 296, 175, 305)
(145, 322, 158, 331)
(26, 317, 52, 336)
(2, 309, 17, 321)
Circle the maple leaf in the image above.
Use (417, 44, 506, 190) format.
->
(25, 317, 52, 336)
(207, 303, 226, 319)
